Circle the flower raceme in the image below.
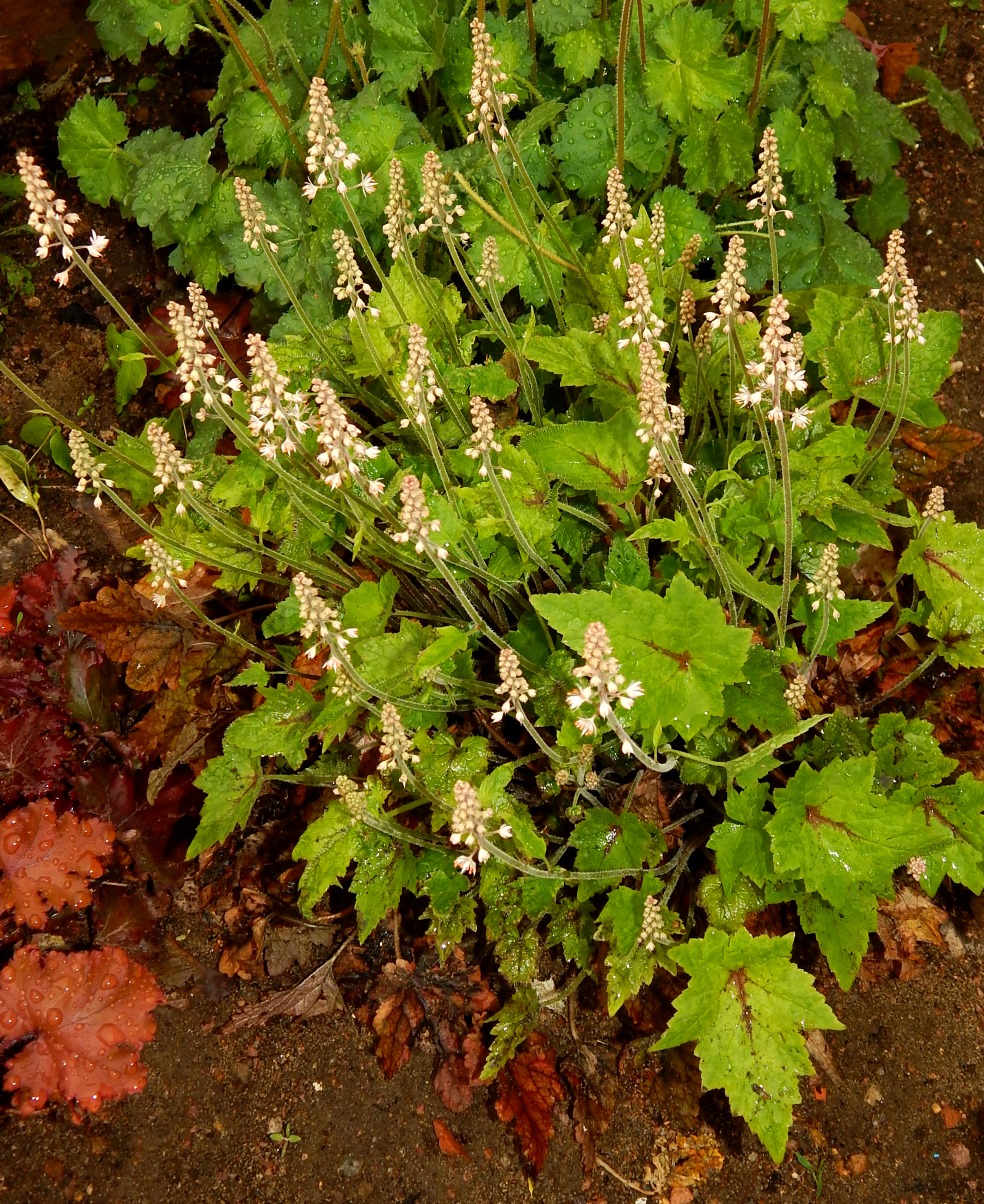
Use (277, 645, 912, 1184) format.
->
(449, 780, 513, 875)
(16, 151, 108, 287)
(566, 622, 644, 739)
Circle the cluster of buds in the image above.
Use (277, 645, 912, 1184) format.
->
(68, 429, 114, 509)
(783, 673, 808, 712)
(922, 486, 945, 521)
(376, 703, 421, 784)
(871, 230, 926, 345)
(302, 77, 374, 199)
(332, 229, 379, 318)
(491, 647, 536, 723)
(293, 572, 358, 663)
(419, 151, 468, 242)
(399, 325, 443, 427)
(147, 421, 202, 516)
(16, 151, 108, 287)
(449, 780, 512, 875)
(310, 378, 381, 493)
(464, 396, 507, 476)
(566, 622, 644, 739)
(382, 158, 418, 260)
(246, 333, 309, 458)
(142, 539, 188, 608)
(639, 896, 669, 952)
(805, 543, 846, 619)
(390, 474, 447, 559)
(649, 203, 666, 264)
(235, 178, 279, 253)
(167, 286, 240, 419)
(737, 294, 811, 429)
(907, 856, 927, 883)
(617, 264, 668, 352)
(475, 236, 505, 290)
(706, 236, 753, 332)
(747, 127, 793, 234)
(334, 775, 366, 821)
(635, 342, 686, 493)
(600, 167, 641, 269)
(466, 18, 518, 151)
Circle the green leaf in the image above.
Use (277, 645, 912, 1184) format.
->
(58, 95, 131, 206)
(481, 987, 540, 1081)
(368, 0, 445, 94)
(19, 416, 72, 473)
(605, 535, 651, 589)
(769, 106, 835, 201)
(534, 575, 752, 739)
(797, 888, 876, 990)
(708, 783, 773, 895)
(551, 86, 618, 197)
(871, 713, 955, 794)
(87, 0, 196, 60)
(907, 67, 982, 149)
(128, 128, 219, 230)
(0, 446, 40, 514)
(553, 26, 605, 83)
(853, 174, 909, 241)
(679, 104, 754, 195)
(644, 8, 748, 125)
(916, 776, 984, 895)
(350, 830, 417, 941)
(898, 515, 984, 666)
(223, 685, 321, 769)
(767, 758, 932, 907)
(772, 0, 847, 42)
(522, 411, 649, 504)
(568, 807, 665, 901)
(105, 324, 148, 410)
(294, 800, 360, 915)
(596, 882, 673, 1013)
(188, 745, 263, 857)
(222, 88, 292, 167)
(341, 572, 399, 639)
(792, 596, 891, 658)
(722, 647, 796, 735)
(533, 0, 595, 41)
(415, 627, 471, 681)
(655, 928, 844, 1162)
(419, 852, 478, 955)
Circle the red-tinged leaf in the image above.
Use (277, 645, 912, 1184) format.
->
(494, 1035, 566, 1175)
(18, 549, 94, 634)
(60, 582, 233, 693)
(371, 959, 427, 1077)
(0, 945, 163, 1119)
(0, 707, 74, 803)
(0, 800, 115, 930)
(433, 1118, 470, 1158)
(0, 585, 15, 636)
(901, 423, 983, 467)
(433, 1029, 486, 1114)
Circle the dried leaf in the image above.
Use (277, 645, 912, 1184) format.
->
(264, 926, 335, 978)
(433, 1118, 470, 1158)
(0, 801, 115, 930)
(0, 945, 163, 1119)
(644, 1127, 725, 1192)
(371, 958, 427, 1078)
(879, 887, 948, 960)
(59, 582, 231, 693)
(563, 1048, 615, 1174)
(221, 955, 342, 1034)
(495, 1034, 566, 1175)
(879, 42, 920, 101)
(0, 584, 16, 636)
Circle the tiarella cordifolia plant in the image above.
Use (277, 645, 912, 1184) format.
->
(5, 10, 984, 1168)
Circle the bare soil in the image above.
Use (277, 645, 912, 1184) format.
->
(1, 4, 983, 1202)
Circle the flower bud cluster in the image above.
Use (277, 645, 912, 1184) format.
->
(332, 229, 379, 318)
(399, 325, 443, 427)
(871, 230, 926, 345)
(922, 486, 945, 521)
(391, 474, 447, 559)
(747, 127, 793, 234)
(303, 77, 374, 199)
(649, 203, 665, 263)
(310, 379, 381, 493)
(143, 539, 188, 608)
(465, 397, 506, 476)
(16, 151, 108, 287)
(617, 264, 668, 352)
(235, 178, 279, 253)
(639, 896, 668, 952)
(566, 622, 644, 738)
(466, 18, 518, 150)
(167, 286, 241, 419)
(783, 674, 808, 712)
(600, 167, 639, 269)
(377, 703, 420, 784)
(68, 430, 114, 509)
(246, 333, 309, 459)
(476, 237, 505, 290)
(635, 342, 686, 493)
(449, 780, 512, 875)
(706, 236, 753, 332)
(147, 422, 202, 516)
(382, 158, 418, 260)
(293, 572, 358, 663)
(419, 152, 467, 241)
(806, 543, 846, 619)
(334, 776, 365, 820)
(491, 648, 536, 723)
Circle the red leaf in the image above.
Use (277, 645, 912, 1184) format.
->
(0, 801, 115, 930)
(0, 585, 15, 637)
(0, 946, 163, 1119)
(433, 1118, 470, 1158)
(495, 1035, 566, 1175)
(371, 959, 427, 1078)
(0, 708, 74, 804)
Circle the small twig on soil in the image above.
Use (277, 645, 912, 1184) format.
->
(595, 1155, 658, 1196)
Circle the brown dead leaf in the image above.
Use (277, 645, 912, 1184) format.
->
(562, 1048, 615, 1174)
(60, 582, 234, 693)
(495, 1034, 566, 1176)
(839, 620, 891, 686)
(218, 916, 268, 980)
(433, 1118, 470, 1158)
(220, 953, 343, 1034)
(842, 9, 868, 39)
(880, 887, 948, 956)
(880, 43, 920, 100)
(901, 423, 983, 467)
(264, 926, 335, 978)
(371, 959, 428, 1078)
(805, 1029, 843, 1084)
(941, 1104, 964, 1130)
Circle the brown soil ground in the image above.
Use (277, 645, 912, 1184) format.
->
(1, 3, 983, 1202)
